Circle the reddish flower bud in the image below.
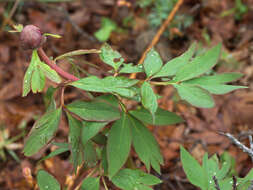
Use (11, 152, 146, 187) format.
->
(20, 25, 46, 50)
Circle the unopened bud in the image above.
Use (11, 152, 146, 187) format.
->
(20, 25, 46, 50)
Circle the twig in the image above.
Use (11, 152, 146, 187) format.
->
(60, 86, 65, 107)
(43, 5, 97, 42)
(129, 0, 184, 79)
(213, 176, 221, 190)
(1, 0, 20, 30)
(249, 135, 253, 151)
(37, 47, 79, 81)
(220, 132, 253, 162)
(102, 176, 109, 190)
(232, 176, 237, 190)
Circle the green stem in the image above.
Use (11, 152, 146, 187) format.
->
(102, 176, 109, 190)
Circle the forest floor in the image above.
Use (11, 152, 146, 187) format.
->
(0, 0, 252, 189)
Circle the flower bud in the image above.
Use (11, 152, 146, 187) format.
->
(20, 25, 46, 50)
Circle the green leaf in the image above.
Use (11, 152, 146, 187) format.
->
(52, 142, 69, 148)
(101, 147, 108, 175)
(38, 61, 62, 83)
(54, 49, 101, 61)
(174, 44, 221, 82)
(12, 24, 23, 32)
(129, 116, 163, 173)
(174, 84, 214, 108)
(31, 66, 45, 93)
(193, 84, 246, 95)
(100, 43, 124, 71)
(119, 63, 143, 74)
(22, 51, 38, 96)
(217, 178, 233, 190)
(107, 113, 132, 178)
(153, 42, 196, 78)
(43, 87, 57, 112)
(217, 152, 233, 179)
(143, 48, 163, 78)
(95, 94, 119, 108)
(92, 133, 107, 145)
(83, 141, 97, 167)
(70, 76, 138, 97)
(183, 73, 243, 85)
(111, 169, 162, 190)
(141, 82, 158, 120)
(94, 17, 117, 42)
(66, 100, 120, 122)
(43, 33, 62, 38)
(80, 177, 100, 190)
(24, 108, 62, 156)
(40, 146, 69, 162)
(203, 154, 221, 189)
(37, 170, 60, 190)
(181, 72, 247, 94)
(66, 113, 84, 172)
(237, 169, 253, 189)
(82, 121, 107, 146)
(130, 107, 183, 126)
(180, 146, 208, 189)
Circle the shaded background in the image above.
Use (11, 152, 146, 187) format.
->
(0, 0, 252, 189)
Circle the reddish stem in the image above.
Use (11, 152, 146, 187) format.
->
(37, 47, 79, 81)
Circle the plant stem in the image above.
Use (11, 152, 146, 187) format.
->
(129, 0, 184, 79)
(102, 176, 109, 190)
(213, 176, 221, 190)
(37, 47, 79, 81)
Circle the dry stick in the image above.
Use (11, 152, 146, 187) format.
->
(129, 0, 184, 79)
(213, 176, 221, 190)
(220, 132, 253, 162)
(232, 176, 237, 190)
(1, 0, 20, 30)
(37, 47, 79, 81)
